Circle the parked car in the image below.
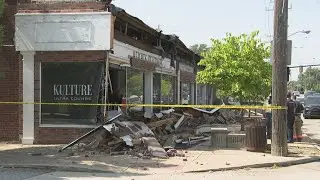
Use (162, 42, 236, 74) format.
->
(304, 90, 316, 98)
(303, 95, 320, 119)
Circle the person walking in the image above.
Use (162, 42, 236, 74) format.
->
(287, 92, 296, 143)
(293, 95, 304, 142)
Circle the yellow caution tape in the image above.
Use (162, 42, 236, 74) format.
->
(0, 101, 287, 110)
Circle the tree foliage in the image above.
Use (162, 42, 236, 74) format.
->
(288, 80, 301, 92)
(197, 31, 271, 102)
(298, 67, 320, 92)
(189, 44, 209, 54)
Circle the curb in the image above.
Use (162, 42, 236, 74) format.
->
(184, 156, 320, 173)
(0, 164, 116, 173)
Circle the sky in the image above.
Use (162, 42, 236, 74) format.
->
(113, 0, 320, 80)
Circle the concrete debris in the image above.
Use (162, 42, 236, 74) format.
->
(64, 106, 247, 159)
(142, 137, 168, 158)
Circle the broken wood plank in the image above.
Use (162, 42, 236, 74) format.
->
(174, 115, 186, 130)
(147, 118, 178, 128)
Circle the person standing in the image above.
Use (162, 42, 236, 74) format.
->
(287, 92, 296, 143)
(293, 95, 304, 142)
(265, 96, 272, 139)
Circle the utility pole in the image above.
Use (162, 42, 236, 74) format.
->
(271, 0, 289, 156)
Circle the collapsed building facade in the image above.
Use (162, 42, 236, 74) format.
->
(0, 0, 216, 144)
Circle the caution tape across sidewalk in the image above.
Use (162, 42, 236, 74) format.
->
(0, 101, 287, 110)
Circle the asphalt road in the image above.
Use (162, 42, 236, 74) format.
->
(0, 168, 52, 180)
(302, 117, 320, 142)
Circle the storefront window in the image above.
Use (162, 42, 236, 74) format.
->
(41, 62, 104, 125)
(161, 74, 175, 105)
(181, 83, 191, 104)
(127, 69, 144, 108)
(152, 73, 161, 112)
(197, 84, 208, 105)
(196, 84, 201, 105)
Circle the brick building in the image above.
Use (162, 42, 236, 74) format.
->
(0, 0, 215, 144)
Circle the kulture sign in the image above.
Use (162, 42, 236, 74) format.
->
(53, 84, 93, 101)
(41, 62, 104, 125)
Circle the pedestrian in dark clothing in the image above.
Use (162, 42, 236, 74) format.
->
(265, 96, 272, 139)
(293, 95, 304, 142)
(287, 92, 296, 143)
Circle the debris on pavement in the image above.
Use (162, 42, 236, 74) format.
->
(61, 106, 251, 159)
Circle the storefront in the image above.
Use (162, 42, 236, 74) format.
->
(15, 10, 114, 144)
(11, 3, 196, 145)
(179, 62, 196, 104)
(109, 40, 177, 114)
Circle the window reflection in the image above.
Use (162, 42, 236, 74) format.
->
(161, 74, 174, 105)
(181, 83, 191, 104)
(41, 62, 103, 125)
(127, 69, 144, 112)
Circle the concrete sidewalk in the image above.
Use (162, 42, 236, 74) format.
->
(0, 142, 319, 174)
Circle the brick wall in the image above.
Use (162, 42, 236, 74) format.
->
(0, 1, 22, 141)
(34, 51, 105, 144)
(0, 1, 109, 143)
(17, 2, 106, 13)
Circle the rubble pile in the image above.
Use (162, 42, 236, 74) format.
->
(62, 107, 244, 159)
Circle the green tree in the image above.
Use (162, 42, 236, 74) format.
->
(298, 67, 320, 92)
(189, 44, 209, 54)
(197, 31, 272, 103)
(287, 80, 301, 92)
(0, 0, 4, 46)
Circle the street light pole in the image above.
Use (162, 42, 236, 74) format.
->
(288, 30, 311, 38)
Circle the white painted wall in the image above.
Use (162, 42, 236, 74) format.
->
(15, 12, 113, 51)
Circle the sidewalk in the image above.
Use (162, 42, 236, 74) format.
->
(1, 142, 319, 174)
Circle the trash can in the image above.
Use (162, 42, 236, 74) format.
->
(245, 119, 267, 152)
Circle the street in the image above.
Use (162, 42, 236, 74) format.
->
(1, 117, 319, 180)
(302, 117, 320, 143)
(1, 161, 319, 180)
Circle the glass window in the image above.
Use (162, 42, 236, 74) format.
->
(197, 84, 202, 105)
(41, 62, 104, 125)
(181, 83, 191, 104)
(161, 74, 175, 105)
(152, 73, 161, 112)
(127, 69, 144, 111)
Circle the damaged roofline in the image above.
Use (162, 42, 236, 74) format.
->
(116, 8, 199, 60)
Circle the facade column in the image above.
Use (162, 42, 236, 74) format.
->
(21, 51, 35, 145)
(144, 71, 153, 114)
